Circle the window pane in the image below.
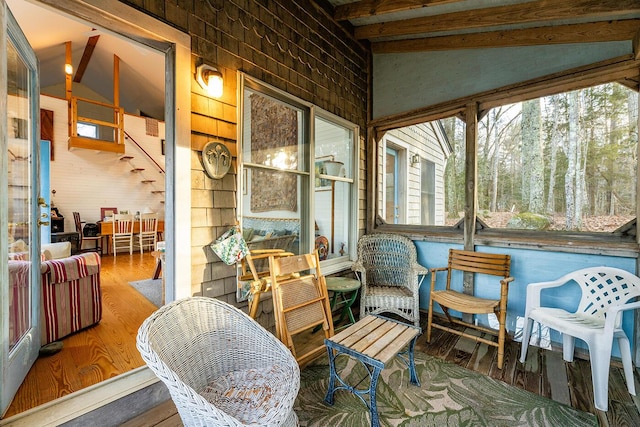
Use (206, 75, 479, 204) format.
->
(7, 38, 33, 349)
(241, 87, 308, 256)
(378, 120, 462, 225)
(242, 90, 305, 172)
(421, 159, 435, 225)
(477, 83, 638, 232)
(315, 116, 353, 260)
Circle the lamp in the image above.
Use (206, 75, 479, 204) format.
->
(410, 153, 421, 167)
(64, 63, 73, 75)
(196, 64, 223, 98)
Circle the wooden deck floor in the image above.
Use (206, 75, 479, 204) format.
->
(124, 314, 640, 427)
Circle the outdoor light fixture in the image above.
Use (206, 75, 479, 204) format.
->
(64, 63, 73, 75)
(196, 64, 223, 98)
(410, 153, 421, 167)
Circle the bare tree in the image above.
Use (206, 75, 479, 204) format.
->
(521, 99, 544, 213)
(565, 90, 582, 230)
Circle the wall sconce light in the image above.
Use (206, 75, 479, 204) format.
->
(64, 63, 73, 75)
(196, 64, 223, 98)
(410, 153, 421, 167)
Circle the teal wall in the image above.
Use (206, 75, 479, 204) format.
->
(415, 241, 636, 358)
(373, 41, 632, 119)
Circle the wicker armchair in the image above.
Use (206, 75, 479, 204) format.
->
(352, 233, 428, 326)
(136, 297, 300, 426)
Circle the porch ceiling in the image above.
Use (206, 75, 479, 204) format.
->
(326, 0, 640, 54)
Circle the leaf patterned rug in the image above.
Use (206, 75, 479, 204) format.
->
(295, 352, 597, 427)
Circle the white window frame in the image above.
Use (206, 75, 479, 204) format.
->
(238, 74, 359, 274)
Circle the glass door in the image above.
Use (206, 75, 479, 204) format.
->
(1, 2, 41, 415)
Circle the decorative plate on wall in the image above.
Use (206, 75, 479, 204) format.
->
(202, 141, 231, 179)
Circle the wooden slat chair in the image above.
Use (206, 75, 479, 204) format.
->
(268, 251, 334, 367)
(427, 249, 514, 369)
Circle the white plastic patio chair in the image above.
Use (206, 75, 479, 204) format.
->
(137, 297, 300, 426)
(519, 267, 640, 411)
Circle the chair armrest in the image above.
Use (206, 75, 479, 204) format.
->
(524, 277, 570, 311)
(429, 266, 449, 274)
(351, 261, 364, 273)
(501, 276, 515, 285)
(604, 300, 640, 334)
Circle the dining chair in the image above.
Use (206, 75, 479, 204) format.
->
(137, 212, 158, 253)
(111, 213, 134, 256)
(72, 211, 102, 255)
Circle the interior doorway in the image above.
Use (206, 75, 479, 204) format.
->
(2, 0, 190, 422)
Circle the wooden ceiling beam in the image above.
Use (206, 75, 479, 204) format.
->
(633, 27, 640, 59)
(373, 19, 640, 53)
(73, 35, 99, 83)
(334, 0, 465, 21)
(355, 0, 640, 40)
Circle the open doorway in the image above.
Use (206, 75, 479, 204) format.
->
(2, 0, 187, 419)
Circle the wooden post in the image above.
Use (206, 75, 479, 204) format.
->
(65, 41, 72, 137)
(463, 103, 478, 307)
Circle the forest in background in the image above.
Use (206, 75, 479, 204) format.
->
(442, 83, 639, 232)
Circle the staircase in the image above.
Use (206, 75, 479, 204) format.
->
(118, 132, 166, 204)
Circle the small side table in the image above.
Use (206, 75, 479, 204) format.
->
(325, 277, 361, 330)
(324, 315, 421, 427)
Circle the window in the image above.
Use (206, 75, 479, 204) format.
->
(239, 76, 358, 272)
(314, 116, 354, 261)
(421, 159, 436, 225)
(76, 122, 97, 139)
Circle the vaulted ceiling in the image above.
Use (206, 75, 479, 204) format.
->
(6, 0, 165, 120)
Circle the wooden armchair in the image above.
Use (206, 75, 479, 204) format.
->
(427, 249, 513, 369)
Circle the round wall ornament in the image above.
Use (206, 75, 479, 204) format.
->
(202, 141, 231, 179)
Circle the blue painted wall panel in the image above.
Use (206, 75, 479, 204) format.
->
(414, 241, 636, 357)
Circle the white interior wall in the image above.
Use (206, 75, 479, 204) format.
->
(40, 95, 166, 232)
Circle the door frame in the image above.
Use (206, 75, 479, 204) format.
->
(0, 0, 191, 424)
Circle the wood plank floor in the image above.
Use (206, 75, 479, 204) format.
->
(4, 252, 158, 418)
(124, 314, 640, 427)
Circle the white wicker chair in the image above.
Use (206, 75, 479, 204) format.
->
(136, 297, 300, 426)
(352, 233, 428, 326)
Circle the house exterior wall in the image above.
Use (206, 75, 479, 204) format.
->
(378, 124, 448, 225)
(119, 1, 369, 312)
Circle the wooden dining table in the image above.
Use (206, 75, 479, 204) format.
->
(98, 220, 164, 254)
